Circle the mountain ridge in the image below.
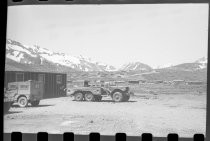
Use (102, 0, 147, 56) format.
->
(5, 39, 207, 73)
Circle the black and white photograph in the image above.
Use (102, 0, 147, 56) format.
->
(4, 4, 208, 137)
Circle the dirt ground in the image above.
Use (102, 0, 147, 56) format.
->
(4, 93, 206, 137)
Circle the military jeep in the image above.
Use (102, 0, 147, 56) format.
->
(68, 80, 131, 102)
(6, 80, 44, 107)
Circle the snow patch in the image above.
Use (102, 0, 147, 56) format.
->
(199, 64, 206, 69)
(156, 63, 173, 69)
(40, 53, 81, 67)
(7, 44, 37, 57)
(13, 51, 20, 57)
(38, 47, 53, 55)
(7, 52, 24, 62)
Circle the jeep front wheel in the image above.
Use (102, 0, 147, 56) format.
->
(84, 93, 94, 101)
(18, 96, 28, 107)
(112, 92, 123, 102)
(74, 92, 84, 101)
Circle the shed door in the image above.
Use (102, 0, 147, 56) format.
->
(56, 75, 65, 96)
(56, 75, 62, 84)
(38, 74, 45, 97)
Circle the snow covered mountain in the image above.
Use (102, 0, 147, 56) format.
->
(119, 57, 207, 72)
(119, 62, 153, 72)
(5, 39, 207, 73)
(6, 39, 116, 72)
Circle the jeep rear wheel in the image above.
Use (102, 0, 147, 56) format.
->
(112, 92, 123, 102)
(84, 93, 95, 101)
(31, 100, 40, 106)
(74, 92, 84, 101)
(18, 96, 28, 107)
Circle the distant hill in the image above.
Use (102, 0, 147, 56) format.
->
(142, 69, 207, 82)
(143, 57, 208, 82)
(157, 57, 207, 71)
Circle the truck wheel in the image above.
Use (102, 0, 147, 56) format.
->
(18, 96, 28, 107)
(31, 100, 40, 106)
(112, 92, 123, 102)
(4, 102, 11, 113)
(84, 93, 94, 101)
(74, 92, 84, 101)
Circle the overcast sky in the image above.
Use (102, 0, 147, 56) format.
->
(7, 4, 209, 68)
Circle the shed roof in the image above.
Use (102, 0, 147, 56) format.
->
(5, 64, 24, 71)
(5, 58, 70, 74)
(5, 63, 66, 74)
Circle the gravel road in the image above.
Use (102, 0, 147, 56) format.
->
(4, 93, 206, 137)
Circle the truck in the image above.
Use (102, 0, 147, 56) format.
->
(5, 80, 44, 107)
(68, 80, 131, 102)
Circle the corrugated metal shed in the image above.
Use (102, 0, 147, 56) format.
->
(4, 64, 67, 99)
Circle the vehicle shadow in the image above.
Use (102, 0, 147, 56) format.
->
(10, 105, 20, 108)
(28, 104, 55, 107)
(11, 104, 54, 108)
(98, 100, 137, 103)
(5, 111, 22, 115)
(73, 100, 137, 103)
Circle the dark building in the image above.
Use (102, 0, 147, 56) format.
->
(4, 64, 67, 99)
